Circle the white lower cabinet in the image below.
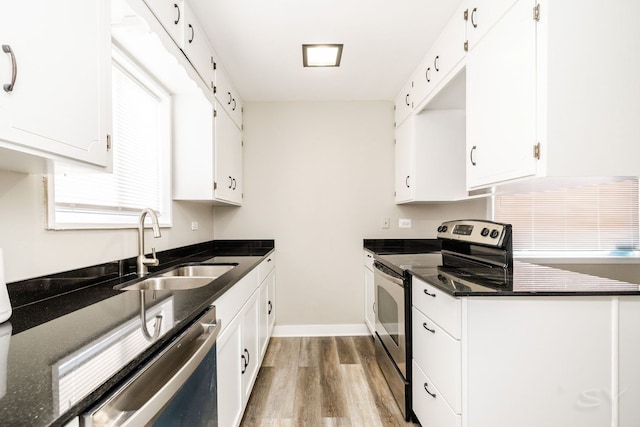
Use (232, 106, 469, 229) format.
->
(259, 267, 276, 359)
(412, 361, 461, 427)
(412, 276, 639, 427)
(216, 312, 243, 427)
(216, 254, 276, 427)
(618, 297, 640, 427)
(363, 251, 375, 335)
(240, 291, 260, 404)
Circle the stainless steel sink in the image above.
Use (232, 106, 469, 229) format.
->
(159, 264, 236, 278)
(120, 276, 214, 291)
(118, 264, 236, 291)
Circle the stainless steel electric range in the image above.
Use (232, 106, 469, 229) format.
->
(373, 219, 513, 420)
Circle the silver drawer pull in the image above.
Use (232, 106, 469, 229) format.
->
(424, 382, 436, 398)
(2, 45, 17, 92)
(423, 289, 436, 297)
(423, 322, 435, 334)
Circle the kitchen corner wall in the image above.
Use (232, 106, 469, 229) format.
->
(213, 101, 487, 330)
(0, 170, 215, 282)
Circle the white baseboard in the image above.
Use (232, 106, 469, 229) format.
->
(272, 323, 371, 337)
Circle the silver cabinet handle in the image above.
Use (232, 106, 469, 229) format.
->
(2, 45, 17, 92)
(405, 175, 410, 188)
(423, 322, 435, 334)
(471, 7, 478, 28)
(423, 288, 436, 298)
(426, 67, 431, 82)
(470, 145, 477, 166)
(434, 55, 440, 72)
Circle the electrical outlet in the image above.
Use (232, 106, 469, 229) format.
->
(399, 218, 412, 228)
(191, 221, 199, 231)
(382, 217, 390, 229)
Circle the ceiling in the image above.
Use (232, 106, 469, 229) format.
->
(189, 0, 464, 102)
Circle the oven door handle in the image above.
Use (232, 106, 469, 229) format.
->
(373, 261, 404, 286)
(82, 307, 222, 427)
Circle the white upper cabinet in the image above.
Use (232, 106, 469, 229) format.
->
(213, 104, 243, 205)
(394, 78, 414, 128)
(466, 0, 536, 189)
(536, 0, 640, 178)
(463, 0, 521, 51)
(0, 0, 111, 172)
(181, 2, 215, 87)
(172, 94, 242, 206)
(466, 0, 640, 189)
(143, 0, 184, 46)
(395, 108, 467, 203)
(214, 61, 243, 130)
(413, 4, 467, 110)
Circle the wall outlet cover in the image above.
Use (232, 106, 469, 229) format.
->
(399, 218, 412, 228)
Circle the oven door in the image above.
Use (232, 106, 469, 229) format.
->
(374, 261, 406, 377)
(82, 306, 221, 427)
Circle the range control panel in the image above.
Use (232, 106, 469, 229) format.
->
(436, 219, 511, 248)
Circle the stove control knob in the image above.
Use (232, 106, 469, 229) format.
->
(437, 225, 448, 233)
(490, 229, 500, 239)
(481, 227, 490, 237)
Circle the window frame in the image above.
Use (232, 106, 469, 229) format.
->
(45, 47, 172, 230)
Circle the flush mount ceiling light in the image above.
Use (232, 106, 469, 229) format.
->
(302, 44, 343, 67)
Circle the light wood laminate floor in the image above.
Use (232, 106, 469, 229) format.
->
(240, 336, 420, 427)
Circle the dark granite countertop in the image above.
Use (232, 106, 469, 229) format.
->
(0, 240, 274, 427)
(367, 239, 640, 297)
(363, 238, 440, 255)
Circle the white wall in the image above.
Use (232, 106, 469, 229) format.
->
(213, 101, 487, 329)
(0, 170, 215, 282)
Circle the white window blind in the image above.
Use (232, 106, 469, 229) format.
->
(50, 51, 171, 229)
(494, 179, 639, 253)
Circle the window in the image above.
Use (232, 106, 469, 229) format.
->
(47, 49, 171, 229)
(493, 178, 639, 255)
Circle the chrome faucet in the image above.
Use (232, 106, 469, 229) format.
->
(137, 208, 162, 276)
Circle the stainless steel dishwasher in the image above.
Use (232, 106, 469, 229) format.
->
(82, 305, 221, 427)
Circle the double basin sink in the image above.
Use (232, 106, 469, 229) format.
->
(118, 264, 237, 291)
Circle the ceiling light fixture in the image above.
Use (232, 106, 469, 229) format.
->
(302, 44, 343, 67)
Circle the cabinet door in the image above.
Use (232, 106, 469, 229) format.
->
(465, 0, 521, 50)
(241, 291, 260, 405)
(466, 0, 537, 189)
(394, 79, 414, 127)
(267, 269, 276, 336)
(258, 268, 276, 358)
(394, 118, 414, 203)
(619, 297, 640, 427)
(0, 0, 110, 167)
(182, 4, 214, 87)
(214, 105, 243, 205)
(364, 264, 375, 335)
(214, 63, 243, 129)
(217, 314, 243, 427)
(431, 11, 466, 89)
(172, 93, 215, 200)
(144, 0, 184, 45)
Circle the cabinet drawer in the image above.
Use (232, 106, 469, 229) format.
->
(412, 361, 461, 427)
(258, 252, 276, 284)
(412, 276, 461, 338)
(412, 308, 461, 413)
(363, 250, 374, 270)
